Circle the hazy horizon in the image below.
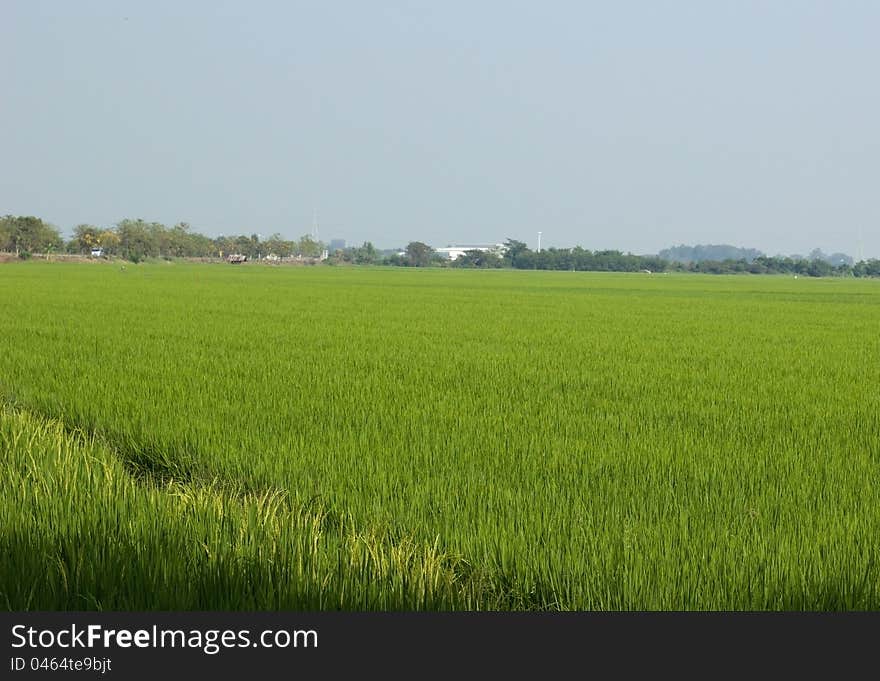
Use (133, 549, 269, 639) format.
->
(2, 1, 878, 258)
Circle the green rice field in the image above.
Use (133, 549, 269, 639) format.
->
(2, 262, 879, 610)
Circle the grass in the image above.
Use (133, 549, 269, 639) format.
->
(1, 262, 879, 609)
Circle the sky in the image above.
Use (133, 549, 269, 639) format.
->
(2, 1, 878, 257)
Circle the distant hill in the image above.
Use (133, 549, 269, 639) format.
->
(659, 244, 764, 263)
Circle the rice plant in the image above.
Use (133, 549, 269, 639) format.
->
(1, 262, 878, 609)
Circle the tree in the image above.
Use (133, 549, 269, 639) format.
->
(249, 233, 262, 258)
(297, 234, 321, 258)
(235, 235, 254, 258)
(98, 230, 120, 255)
(807, 259, 833, 277)
(452, 249, 504, 268)
(853, 259, 880, 277)
(0, 215, 62, 254)
(405, 241, 433, 267)
(116, 219, 159, 262)
(149, 222, 172, 256)
(502, 238, 529, 267)
(264, 233, 294, 258)
(354, 241, 378, 265)
(68, 224, 102, 253)
(167, 222, 195, 257)
(384, 252, 406, 266)
(0, 217, 11, 252)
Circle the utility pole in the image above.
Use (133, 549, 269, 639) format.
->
(537, 231, 542, 253)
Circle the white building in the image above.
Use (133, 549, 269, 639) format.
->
(433, 243, 506, 261)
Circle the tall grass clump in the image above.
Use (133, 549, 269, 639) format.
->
(0, 408, 495, 609)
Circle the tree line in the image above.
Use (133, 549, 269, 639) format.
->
(0, 216, 326, 263)
(2, 215, 879, 277)
(680, 256, 880, 277)
(440, 240, 880, 278)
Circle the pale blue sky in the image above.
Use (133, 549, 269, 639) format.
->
(2, 1, 878, 256)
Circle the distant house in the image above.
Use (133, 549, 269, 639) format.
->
(90, 248, 103, 257)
